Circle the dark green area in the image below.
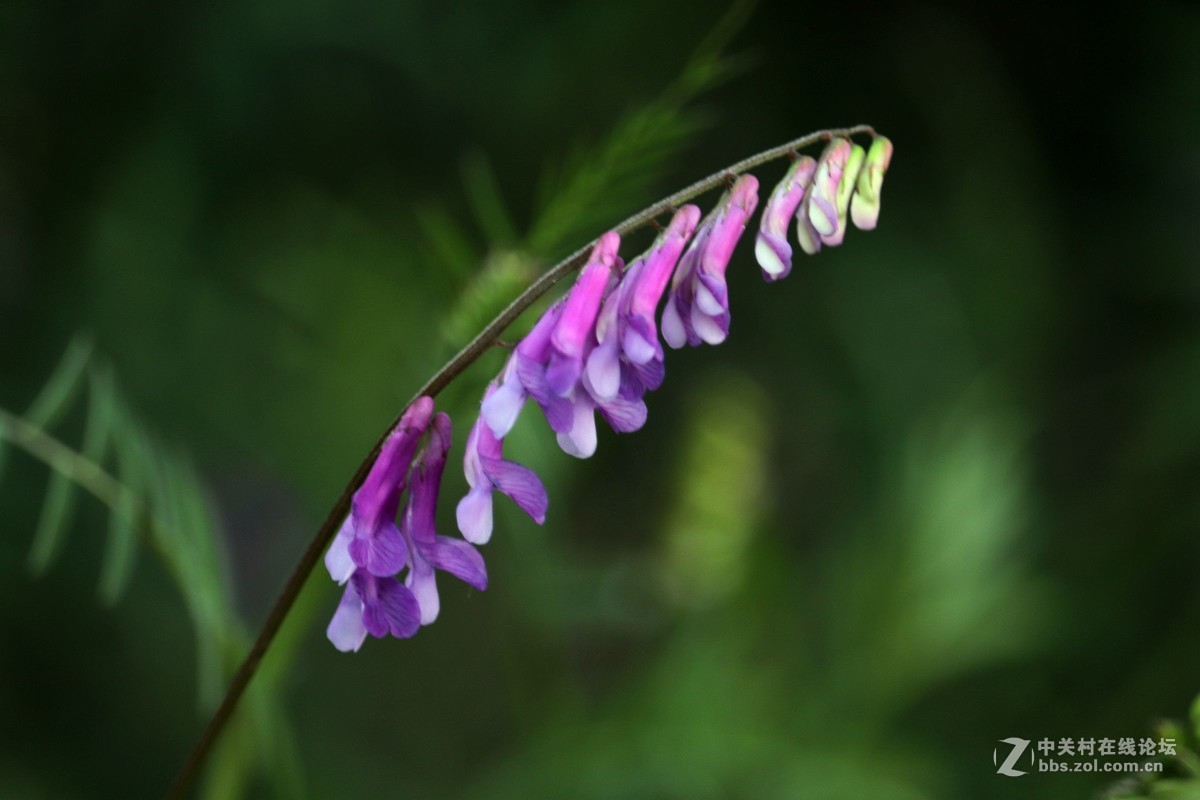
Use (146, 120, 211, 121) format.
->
(1, 2, 1198, 798)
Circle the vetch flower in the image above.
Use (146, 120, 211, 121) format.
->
(755, 156, 816, 281)
(662, 175, 759, 348)
(324, 397, 434, 583)
(546, 231, 620, 397)
(457, 382, 549, 545)
(821, 142, 866, 247)
(400, 413, 488, 625)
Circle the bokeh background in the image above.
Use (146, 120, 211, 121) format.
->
(2, 1, 1198, 798)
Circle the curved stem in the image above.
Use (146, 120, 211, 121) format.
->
(165, 124, 875, 798)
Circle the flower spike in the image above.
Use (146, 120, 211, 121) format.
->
(322, 128, 893, 653)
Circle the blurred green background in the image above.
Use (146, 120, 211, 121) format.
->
(2, 1, 1199, 798)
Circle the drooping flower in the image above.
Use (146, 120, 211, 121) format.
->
(456, 383, 549, 545)
(662, 175, 760, 348)
(755, 156, 817, 281)
(327, 569, 422, 652)
(399, 412, 488, 625)
(850, 136, 894, 230)
(324, 397, 434, 583)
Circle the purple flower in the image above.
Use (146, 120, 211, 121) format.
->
(326, 570, 422, 652)
(400, 412, 488, 626)
(662, 175, 759, 348)
(619, 204, 701, 368)
(324, 397, 434, 583)
(457, 383, 549, 545)
(482, 303, 572, 439)
(546, 231, 620, 397)
(755, 156, 816, 281)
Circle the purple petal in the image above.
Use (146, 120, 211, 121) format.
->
(545, 350, 583, 398)
(425, 537, 488, 591)
(515, 353, 574, 433)
(355, 521, 408, 577)
(327, 582, 367, 652)
(480, 456, 548, 524)
(599, 396, 648, 433)
(627, 356, 663, 394)
(456, 485, 495, 545)
(694, 273, 727, 316)
(374, 578, 421, 638)
(406, 555, 440, 625)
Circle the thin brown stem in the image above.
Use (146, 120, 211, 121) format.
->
(165, 124, 876, 798)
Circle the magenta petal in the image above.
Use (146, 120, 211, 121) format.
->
(327, 582, 367, 652)
(480, 456, 548, 524)
(425, 537, 488, 591)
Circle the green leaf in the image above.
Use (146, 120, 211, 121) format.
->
(27, 362, 116, 574)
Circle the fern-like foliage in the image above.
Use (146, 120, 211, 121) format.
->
(0, 334, 301, 799)
(425, 0, 754, 355)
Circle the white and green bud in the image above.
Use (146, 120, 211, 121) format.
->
(822, 142, 866, 247)
(850, 136, 893, 231)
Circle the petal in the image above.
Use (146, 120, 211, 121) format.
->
(365, 522, 409, 577)
(406, 555, 440, 626)
(754, 231, 792, 282)
(480, 366, 526, 439)
(694, 276, 726, 316)
(326, 582, 367, 652)
(324, 517, 357, 584)
(480, 456, 548, 524)
(621, 315, 659, 366)
(545, 350, 582, 398)
(628, 356, 663, 394)
(456, 485, 495, 545)
(556, 394, 598, 458)
(375, 578, 421, 638)
(584, 336, 621, 401)
(515, 353, 575, 433)
(425, 537, 488, 591)
(599, 396, 647, 433)
(661, 293, 688, 350)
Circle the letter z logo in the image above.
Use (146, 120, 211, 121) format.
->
(994, 737, 1032, 777)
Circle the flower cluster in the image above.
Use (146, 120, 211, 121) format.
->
(324, 134, 891, 648)
(324, 398, 490, 651)
(457, 134, 893, 503)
